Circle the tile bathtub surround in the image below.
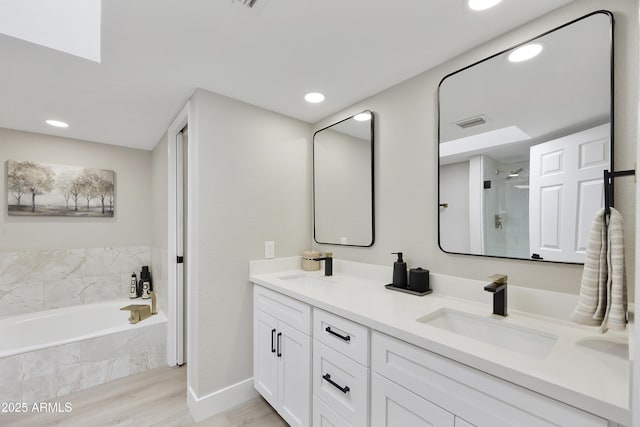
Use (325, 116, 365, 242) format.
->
(0, 246, 151, 317)
(0, 322, 166, 404)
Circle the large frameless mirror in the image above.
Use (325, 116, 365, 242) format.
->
(438, 11, 613, 264)
(314, 110, 374, 247)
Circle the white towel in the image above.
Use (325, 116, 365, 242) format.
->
(602, 208, 628, 332)
(570, 208, 627, 332)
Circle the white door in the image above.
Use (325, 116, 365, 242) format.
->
(254, 309, 279, 408)
(529, 124, 609, 263)
(371, 373, 454, 427)
(176, 125, 188, 365)
(278, 322, 311, 427)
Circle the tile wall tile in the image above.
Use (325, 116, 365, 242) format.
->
(0, 281, 44, 317)
(0, 246, 151, 317)
(2, 321, 165, 404)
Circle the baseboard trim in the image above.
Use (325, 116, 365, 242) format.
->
(187, 377, 258, 422)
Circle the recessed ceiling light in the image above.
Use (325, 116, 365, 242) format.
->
(46, 119, 69, 128)
(508, 43, 543, 62)
(468, 0, 502, 11)
(354, 112, 372, 121)
(304, 92, 325, 103)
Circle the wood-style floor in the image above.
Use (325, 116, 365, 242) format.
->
(0, 366, 288, 427)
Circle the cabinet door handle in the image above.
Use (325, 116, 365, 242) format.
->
(277, 332, 282, 357)
(271, 329, 276, 353)
(325, 326, 351, 342)
(322, 374, 350, 394)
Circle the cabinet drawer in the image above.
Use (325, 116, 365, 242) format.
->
(314, 308, 369, 366)
(313, 341, 369, 427)
(254, 285, 311, 334)
(313, 396, 352, 427)
(371, 332, 607, 427)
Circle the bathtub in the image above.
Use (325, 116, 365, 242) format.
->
(0, 300, 167, 403)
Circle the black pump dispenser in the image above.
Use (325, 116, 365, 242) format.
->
(391, 252, 407, 288)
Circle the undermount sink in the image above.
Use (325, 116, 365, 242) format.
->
(417, 308, 557, 358)
(276, 273, 332, 286)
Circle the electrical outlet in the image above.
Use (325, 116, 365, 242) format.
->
(264, 241, 275, 259)
(340, 237, 348, 245)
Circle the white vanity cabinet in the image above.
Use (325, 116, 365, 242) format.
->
(371, 372, 456, 427)
(371, 331, 608, 427)
(313, 308, 370, 427)
(253, 286, 311, 427)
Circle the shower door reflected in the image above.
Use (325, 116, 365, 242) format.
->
(482, 160, 530, 259)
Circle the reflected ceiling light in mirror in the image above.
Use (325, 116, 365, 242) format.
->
(45, 119, 69, 128)
(467, 0, 502, 11)
(354, 112, 372, 121)
(305, 92, 325, 103)
(508, 43, 543, 62)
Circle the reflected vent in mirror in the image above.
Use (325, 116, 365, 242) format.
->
(456, 115, 488, 129)
(232, 0, 259, 8)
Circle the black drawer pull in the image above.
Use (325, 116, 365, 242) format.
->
(277, 332, 282, 357)
(325, 326, 351, 342)
(271, 329, 276, 353)
(322, 374, 350, 394)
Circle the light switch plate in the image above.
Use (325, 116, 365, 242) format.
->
(264, 241, 275, 259)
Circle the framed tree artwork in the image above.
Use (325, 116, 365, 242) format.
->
(7, 160, 115, 217)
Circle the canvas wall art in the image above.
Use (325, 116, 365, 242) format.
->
(7, 160, 115, 217)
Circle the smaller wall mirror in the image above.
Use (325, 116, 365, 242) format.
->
(314, 111, 374, 246)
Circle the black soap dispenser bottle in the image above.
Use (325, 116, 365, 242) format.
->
(391, 252, 408, 289)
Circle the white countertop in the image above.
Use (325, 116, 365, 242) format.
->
(249, 257, 631, 426)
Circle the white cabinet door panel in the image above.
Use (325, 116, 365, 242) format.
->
(455, 417, 476, 427)
(254, 309, 278, 408)
(313, 396, 352, 427)
(278, 322, 311, 427)
(371, 373, 454, 427)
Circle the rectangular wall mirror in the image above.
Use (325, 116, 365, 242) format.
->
(438, 11, 613, 264)
(314, 111, 374, 247)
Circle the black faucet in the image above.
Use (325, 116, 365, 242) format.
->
(484, 274, 508, 316)
(313, 253, 333, 276)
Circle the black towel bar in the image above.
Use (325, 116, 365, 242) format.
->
(604, 168, 636, 216)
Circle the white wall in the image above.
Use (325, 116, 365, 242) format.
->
(0, 127, 152, 250)
(188, 89, 311, 400)
(312, 0, 638, 296)
(151, 130, 169, 314)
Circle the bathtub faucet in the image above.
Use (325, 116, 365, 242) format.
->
(120, 304, 152, 324)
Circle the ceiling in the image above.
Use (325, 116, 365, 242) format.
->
(0, 0, 573, 150)
(439, 10, 611, 165)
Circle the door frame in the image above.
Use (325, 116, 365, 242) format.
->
(166, 101, 193, 368)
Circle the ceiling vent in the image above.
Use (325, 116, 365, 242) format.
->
(232, 0, 259, 7)
(456, 115, 489, 129)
